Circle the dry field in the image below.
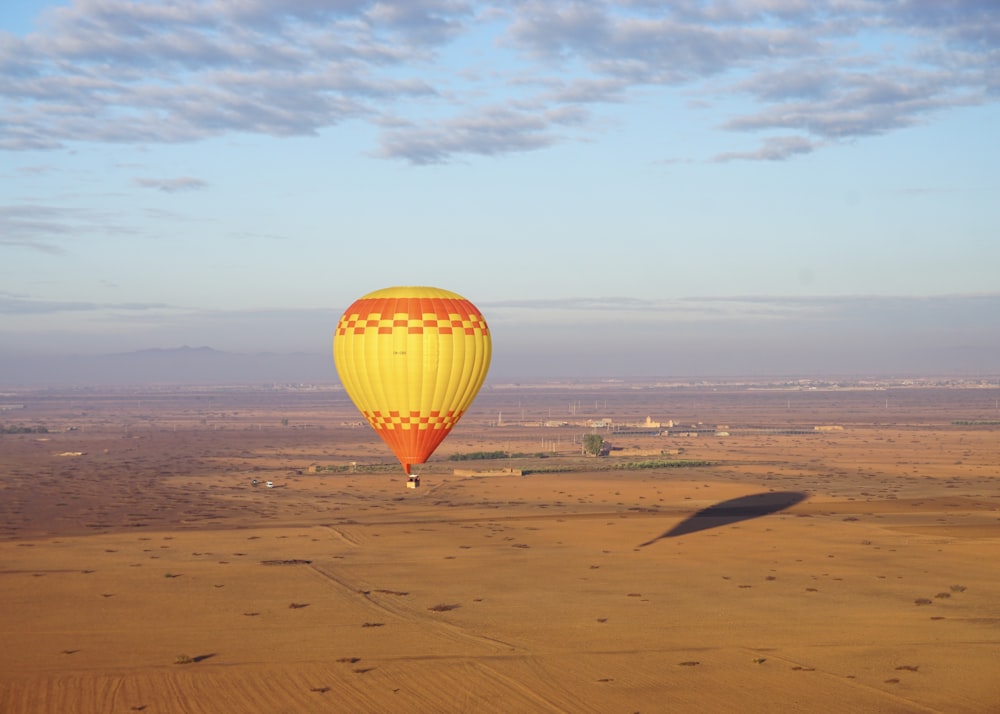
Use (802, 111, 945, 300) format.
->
(1, 380, 999, 713)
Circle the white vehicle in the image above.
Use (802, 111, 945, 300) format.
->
(266, 481, 274, 488)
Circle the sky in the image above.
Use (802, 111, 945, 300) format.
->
(1, 0, 998, 380)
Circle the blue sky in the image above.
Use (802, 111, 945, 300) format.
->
(1, 0, 998, 379)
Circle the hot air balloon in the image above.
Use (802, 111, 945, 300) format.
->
(333, 286, 491, 487)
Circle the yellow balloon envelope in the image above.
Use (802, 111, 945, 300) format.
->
(333, 286, 492, 476)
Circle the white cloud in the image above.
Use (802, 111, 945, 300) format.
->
(0, 292, 171, 315)
(713, 135, 821, 162)
(377, 104, 588, 163)
(0, 203, 137, 253)
(0, 0, 996, 162)
(133, 176, 209, 192)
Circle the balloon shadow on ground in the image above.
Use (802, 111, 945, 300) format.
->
(639, 491, 807, 547)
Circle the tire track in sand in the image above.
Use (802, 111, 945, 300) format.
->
(305, 560, 523, 655)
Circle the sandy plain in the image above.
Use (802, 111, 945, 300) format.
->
(1, 380, 999, 713)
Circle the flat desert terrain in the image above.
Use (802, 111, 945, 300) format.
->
(2, 380, 999, 713)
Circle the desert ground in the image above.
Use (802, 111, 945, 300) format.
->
(1, 379, 999, 713)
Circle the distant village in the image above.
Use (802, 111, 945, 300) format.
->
(493, 413, 843, 438)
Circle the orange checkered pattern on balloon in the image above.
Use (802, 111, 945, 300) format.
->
(364, 410, 460, 431)
(336, 297, 489, 337)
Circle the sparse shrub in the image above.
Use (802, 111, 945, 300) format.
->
(583, 434, 604, 456)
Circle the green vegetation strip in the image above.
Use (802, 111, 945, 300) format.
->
(1, 425, 50, 434)
(309, 455, 713, 476)
(310, 463, 407, 474)
(611, 459, 713, 470)
(448, 451, 509, 461)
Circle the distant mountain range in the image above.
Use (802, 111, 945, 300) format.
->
(0, 346, 337, 387)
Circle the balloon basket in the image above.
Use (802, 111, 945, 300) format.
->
(406, 475, 421, 489)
